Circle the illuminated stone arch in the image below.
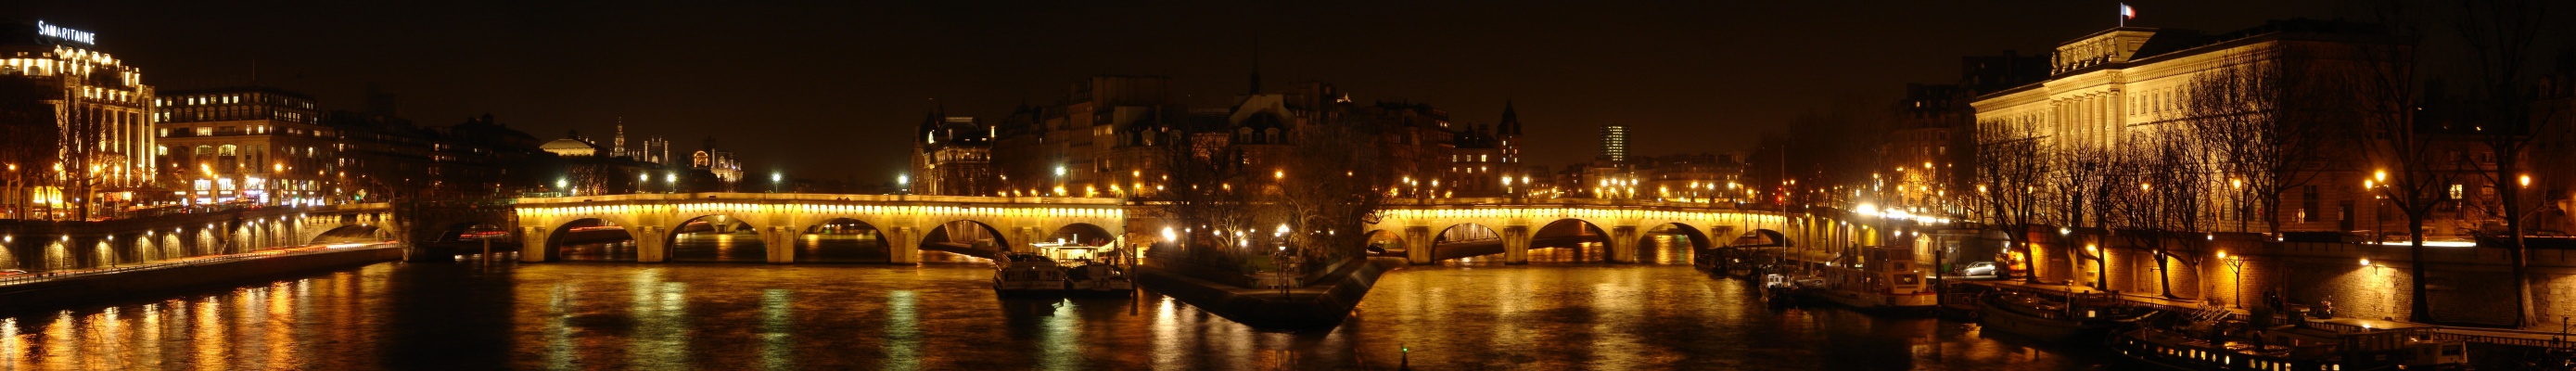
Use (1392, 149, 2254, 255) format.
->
(666, 213, 766, 262)
(795, 217, 891, 263)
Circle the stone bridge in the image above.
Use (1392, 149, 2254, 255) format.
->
(1370, 198, 1794, 264)
(0, 203, 401, 272)
(512, 193, 1127, 263)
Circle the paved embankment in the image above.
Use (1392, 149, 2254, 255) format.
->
(1964, 280, 2576, 352)
(0, 246, 405, 313)
(1135, 257, 1409, 329)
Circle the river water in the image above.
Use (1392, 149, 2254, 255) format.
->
(0, 237, 2110, 370)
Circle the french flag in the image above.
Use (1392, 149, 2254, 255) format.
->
(2122, 4, 2136, 19)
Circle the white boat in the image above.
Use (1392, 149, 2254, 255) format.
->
(1066, 262, 1134, 295)
(1800, 245, 1937, 312)
(993, 252, 1069, 295)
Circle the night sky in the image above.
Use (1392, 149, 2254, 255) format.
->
(7, 1, 2354, 181)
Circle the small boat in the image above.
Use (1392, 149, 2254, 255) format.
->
(1976, 288, 2154, 342)
(1760, 274, 1801, 305)
(2111, 307, 2468, 370)
(993, 252, 1069, 295)
(1065, 262, 1134, 295)
(1797, 246, 1937, 312)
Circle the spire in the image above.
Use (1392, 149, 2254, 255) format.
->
(613, 118, 628, 159)
(1498, 100, 1523, 136)
(1248, 39, 1262, 95)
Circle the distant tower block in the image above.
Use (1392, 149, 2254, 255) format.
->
(1597, 125, 1628, 163)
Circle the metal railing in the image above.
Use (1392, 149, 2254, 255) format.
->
(0, 243, 400, 288)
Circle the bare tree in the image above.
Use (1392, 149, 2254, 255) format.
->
(0, 77, 56, 220)
(2187, 45, 2337, 236)
(1971, 118, 2050, 283)
(2442, 0, 2564, 327)
(2047, 144, 2114, 288)
(2340, 6, 2455, 323)
(1275, 121, 1395, 265)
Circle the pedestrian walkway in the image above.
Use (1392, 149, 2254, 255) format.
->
(1960, 280, 2576, 350)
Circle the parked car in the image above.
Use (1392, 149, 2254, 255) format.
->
(1959, 262, 1999, 277)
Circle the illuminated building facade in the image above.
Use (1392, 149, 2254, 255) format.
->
(690, 137, 742, 185)
(0, 20, 156, 218)
(155, 87, 334, 205)
(1970, 19, 2413, 234)
(912, 112, 994, 196)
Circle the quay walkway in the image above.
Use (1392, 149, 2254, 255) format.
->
(0, 242, 400, 288)
(1961, 280, 2576, 350)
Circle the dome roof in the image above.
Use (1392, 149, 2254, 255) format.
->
(540, 138, 596, 150)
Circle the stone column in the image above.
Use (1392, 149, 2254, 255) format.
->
(520, 226, 550, 262)
(637, 226, 669, 262)
(1405, 225, 1433, 264)
(1503, 224, 1531, 265)
(767, 226, 794, 263)
(1610, 225, 1640, 263)
(889, 226, 922, 264)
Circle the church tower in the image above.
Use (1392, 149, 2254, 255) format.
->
(1498, 100, 1524, 164)
(612, 119, 628, 159)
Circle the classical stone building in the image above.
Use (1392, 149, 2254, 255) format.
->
(1969, 19, 2409, 234)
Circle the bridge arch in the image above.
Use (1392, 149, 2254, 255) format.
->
(547, 218, 640, 262)
(1045, 223, 1116, 247)
(920, 220, 1009, 262)
(668, 214, 765, 262)
(1529, 218, 1613, 262)
(1362, 229, 1405, 255)
(1638, 223, 1712, 265)
(796, 218, 889, 263)
(311, 224, 386, 245)
(1427, 223, 1504, 262)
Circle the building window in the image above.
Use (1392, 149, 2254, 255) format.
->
(2450, 185, 2465, 199)
(2302, 186, 2320, 223)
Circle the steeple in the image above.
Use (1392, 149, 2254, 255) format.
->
(1247, 41, 1262, 95)
(1498, 100, 1523, 136)
(919, 109, 943, 141)
(612, 118, 627, 159)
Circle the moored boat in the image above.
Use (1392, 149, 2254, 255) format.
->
(1975, 288, 2154, 342)
(993, 252, 1070, 295)
(1797, 245, 1937, 312)
(1065, 262, 1135, 295)
(2111, 307, 2468, 370)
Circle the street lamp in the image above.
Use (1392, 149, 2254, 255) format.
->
(772, 173, 783, 193)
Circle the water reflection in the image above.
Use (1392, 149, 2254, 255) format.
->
(0, 255, 2106, 370)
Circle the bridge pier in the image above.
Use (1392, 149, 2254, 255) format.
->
(1403, 225, 1433, 264)
(1502, 225, 1530, 265)
(1608, 225, 1639, 263)
(889, 226, 921, 264)
(519, 226, 551, 262)
(636, 226, 670, 262)
(765, 226, 794, 263)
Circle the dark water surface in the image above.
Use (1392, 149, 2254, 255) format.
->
(0, 242, 2109, 370)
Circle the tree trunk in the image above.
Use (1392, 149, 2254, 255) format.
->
(2407, 217, 2431, 324)
(2018, 229, 2040, 284)
(2156, 249, 2177, 300)
(2514, 224, 2531, 328)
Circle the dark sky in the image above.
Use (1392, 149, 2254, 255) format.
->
(8, 1, 2359, 181)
